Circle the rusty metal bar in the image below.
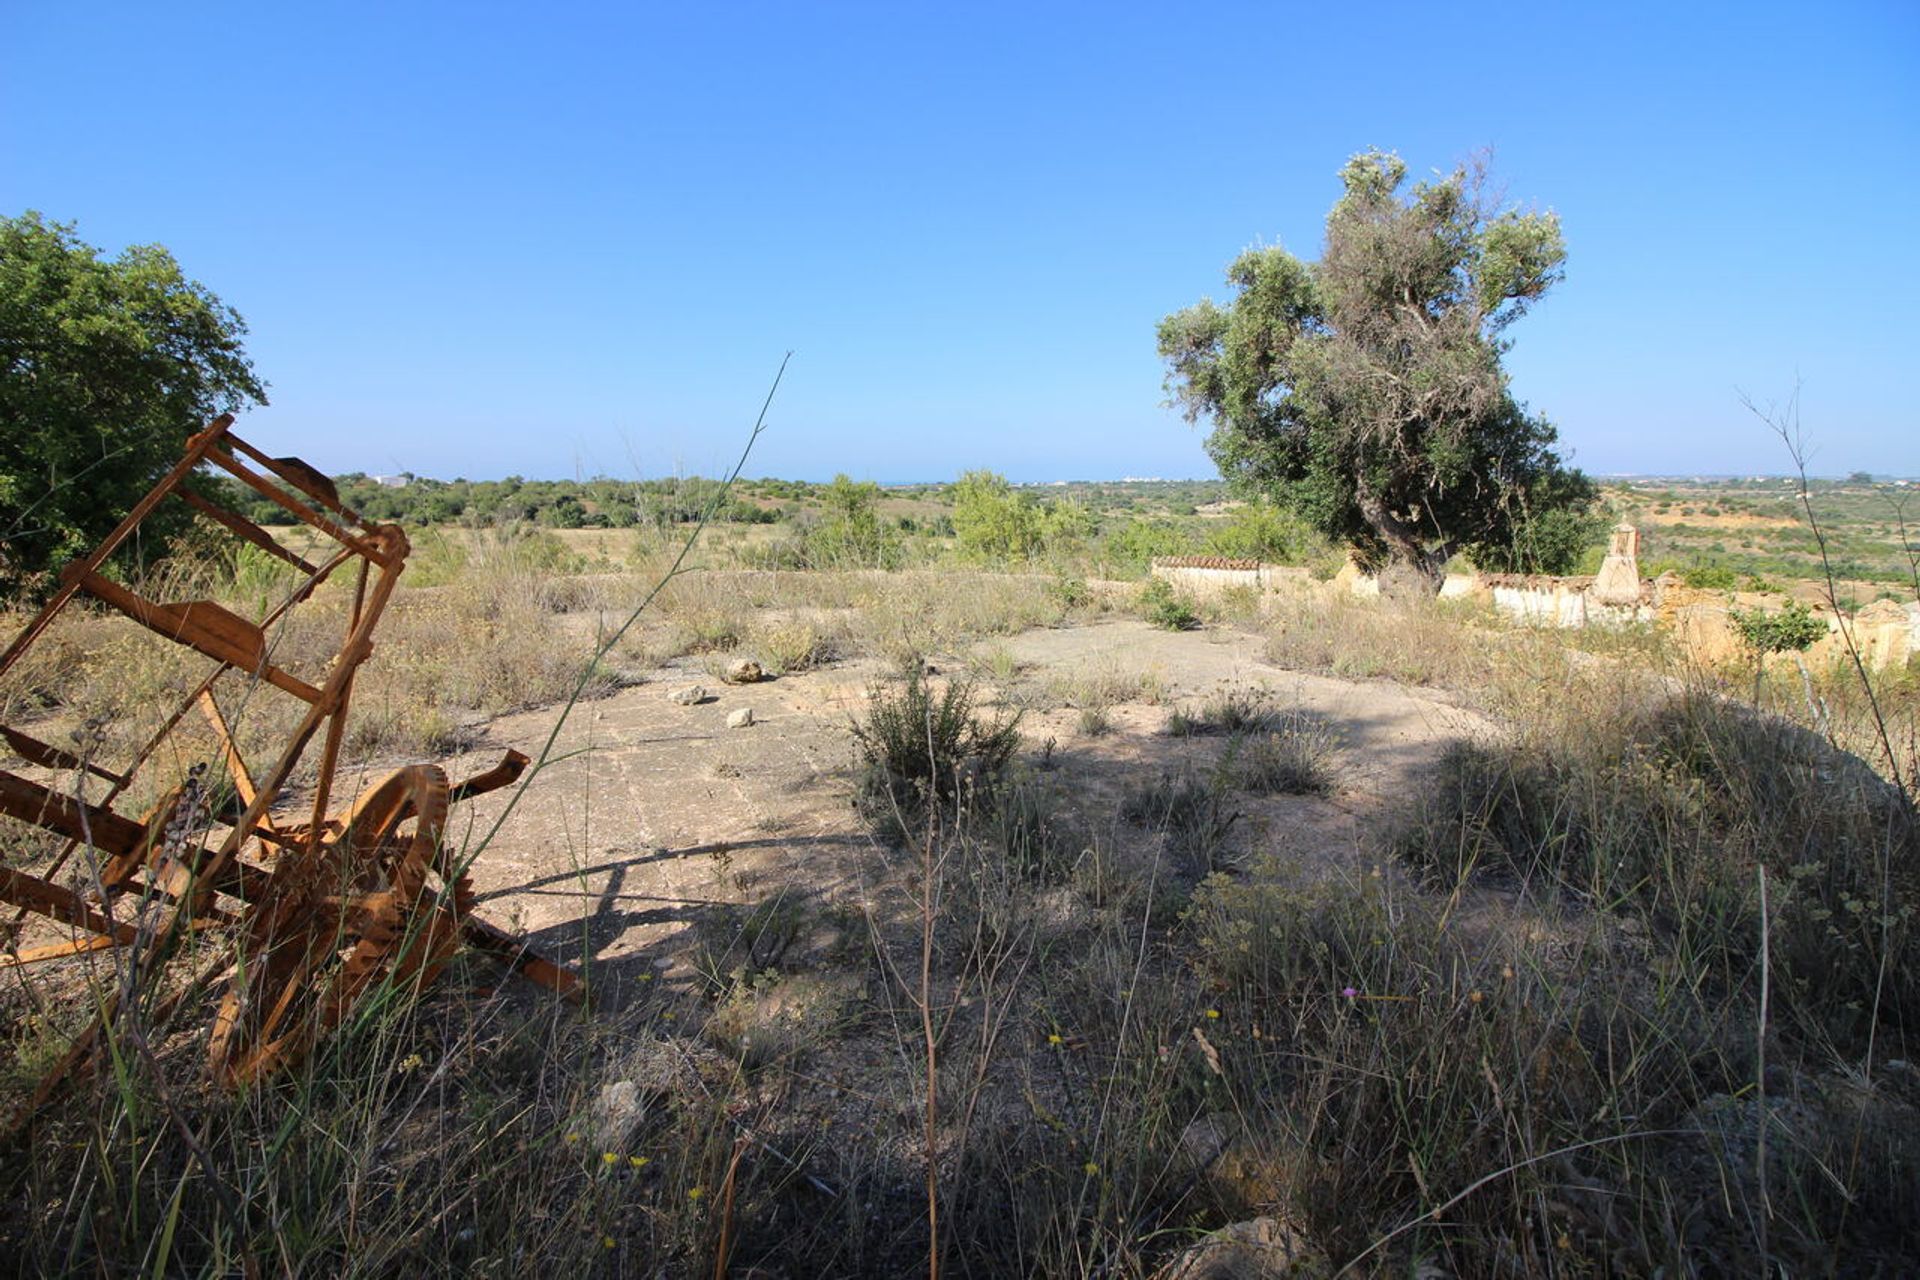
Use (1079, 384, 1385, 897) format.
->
(0, 936, 124, 968)
(68, 571, 323, 704)
(222, 436, 368, 528)
(177, 489, 320, 575)
(449, 750, 531, 803)
(0, 415, 234, 681)
(0, 867, 136, 943)
(1, 727, 125, 787)
(0, 772, 146, 856)
(200, 446, 392, 566)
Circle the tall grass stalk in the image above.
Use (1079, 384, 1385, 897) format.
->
(451, 353, 790, 880)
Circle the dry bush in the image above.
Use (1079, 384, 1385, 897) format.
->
(341, 561, 620, 760)
(1401, 687, 1920, 1052)
(1119, 768, 1240, 874)
(748, 618, 845, 674)
(1225, 712, 1341, 795)
(1166, 685, 1281, 737)
(839, 570, 1077, 663)
(1264, 591, 1496, 688)
(597, 567, 1085, 674)
(963, 640, 1022, 685)
(1035, 660, 1168, 718)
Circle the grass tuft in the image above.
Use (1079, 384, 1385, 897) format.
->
(850, 666, 1022, 831)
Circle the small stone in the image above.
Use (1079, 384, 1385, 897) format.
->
(583, 1079, 646, 1151)
(1157, 1215, 1329, 1279)
(727, 707, 755, 729)
(1178, 1114, 1233, 1169)
(667, 684, 705, 706)
(724, 659, 764, 684)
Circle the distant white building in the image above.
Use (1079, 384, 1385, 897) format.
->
(370, 473, 413, 489)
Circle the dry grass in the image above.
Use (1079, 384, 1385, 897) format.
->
(1263, 590, 1501, 688)
(4, 537, 1917, 1276)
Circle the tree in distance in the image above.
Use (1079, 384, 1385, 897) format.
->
(810, 473, 900, 567)
(1, 212, 266, 598)
(951, 469, 1093, 565)
(1158, 150, 1597, 594)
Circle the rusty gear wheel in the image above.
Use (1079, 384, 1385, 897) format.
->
(207, 765, 464, 1085)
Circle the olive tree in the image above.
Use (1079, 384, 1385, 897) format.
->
(1158, 151, 1596, 593)
(1, 212, 266, 598)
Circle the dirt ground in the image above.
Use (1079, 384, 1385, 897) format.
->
(434, 618, 1496, 997)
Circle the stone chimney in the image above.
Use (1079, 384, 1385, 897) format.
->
(1590, 523, 1643, 605)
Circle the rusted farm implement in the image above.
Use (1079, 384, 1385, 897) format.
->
(0, 415, 577, 1114)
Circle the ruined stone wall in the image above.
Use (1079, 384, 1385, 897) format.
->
(1148, 527, 1917, 674)
(1481, 575, 1654, 627)
(1461, 572, 1913, 669)
(1148, 557, 1311, 594)
(1464, 572, 1914, 671)
(1655, 585, 1919, 672)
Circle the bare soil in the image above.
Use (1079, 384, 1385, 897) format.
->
(437, 619, 1495, 993)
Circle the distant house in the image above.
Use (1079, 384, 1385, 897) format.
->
(370, 473, 414, 489)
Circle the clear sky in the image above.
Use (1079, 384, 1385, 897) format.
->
(4, 1, 1916, 483)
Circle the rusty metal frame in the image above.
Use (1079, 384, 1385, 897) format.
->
(0, 416, 578, 1122)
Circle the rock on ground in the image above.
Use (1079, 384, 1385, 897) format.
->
(1155, 1216, 1328, 1279)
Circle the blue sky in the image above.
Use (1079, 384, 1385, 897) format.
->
(5, 1, 1916, 482)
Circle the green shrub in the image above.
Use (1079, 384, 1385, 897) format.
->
(1050, 574, 1092, 610)
(1138, 577, 1200, 631)
(1682, 563, 1739, 589)
(1201, 499, 1323, 564)
(850, 666, 1021, 826)
(1730, 598, 1826, 656)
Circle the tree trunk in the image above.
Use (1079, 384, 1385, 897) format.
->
(1377, 552, 1447, 600)
(1353, 481, 1450, 597)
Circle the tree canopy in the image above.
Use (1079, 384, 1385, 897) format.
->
(1, 212, 266, 597)
(951, 470, 1093, 566)
(808, 473, 901, 567)
(1157, 151, 1597, 591)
